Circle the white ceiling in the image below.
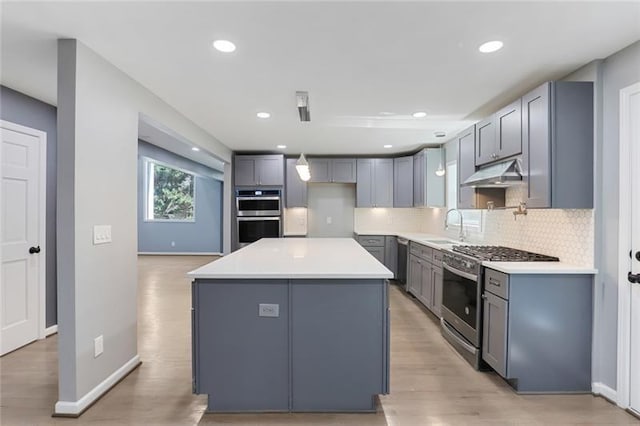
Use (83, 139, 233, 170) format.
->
(2, 1, 639, 156)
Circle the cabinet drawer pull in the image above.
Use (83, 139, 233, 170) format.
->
(489, 277, 501, 287)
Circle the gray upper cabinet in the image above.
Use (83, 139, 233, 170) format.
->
(308, 158, 356, 183)
(356, 158, 393, 207)
(412, 151, 425, 206)
(457, 125, 477, 209)
(234, 154, 284, 186)
(475, 117, 496, 166)
(522, 81, 594, 209)
(393, 156, 414, 207)
(475, 99, 522, 166)
(425, 148, 445, 207)
(285, 158, 307, 207)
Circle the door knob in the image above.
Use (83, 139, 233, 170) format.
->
(29, 246, 41, 254)
(629, 272, 640, 284)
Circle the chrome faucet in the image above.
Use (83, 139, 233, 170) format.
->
(445, 208, 465, 242)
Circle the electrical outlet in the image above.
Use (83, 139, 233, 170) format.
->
(258, 304, 279, 318)
(93, 225, 112, 245)
(94, 335, 104, 358)
(326, 216, 332, 225)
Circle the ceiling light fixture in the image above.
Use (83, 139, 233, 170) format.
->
(434, 131, 446, 138)
(435, 149, 446, 177)
(296, 154, 311, 181)
(412, 111, 427, 118)
(257, 112, 271, 119)
(478, 40, 504, 53)
(191, 147, 200, 152)
(296, 91, 311, 122)
(384, 144, 393, 149)
(212, 40, 236, 53)
(277, 145, 287, 149)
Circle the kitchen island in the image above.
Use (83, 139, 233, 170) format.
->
(187, 238, 393, 413)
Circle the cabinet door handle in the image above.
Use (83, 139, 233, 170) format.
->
(489, 277, 501, 287)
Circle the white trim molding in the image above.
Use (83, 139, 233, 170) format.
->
(616, 81, 640, 410)
(54, 355, 141, 417)
(45, 325, 58, 337)
(593, 382, 618, 404)
(0, 120, 48, 344)
(137, 252, 222, 256)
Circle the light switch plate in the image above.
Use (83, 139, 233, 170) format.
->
(94, 335, 104, 358)
(258, 303, 279, 318)
(93, 225, 112, 245)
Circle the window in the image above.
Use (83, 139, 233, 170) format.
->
(446, 161, 482, 230)
(145, 160, 195, 221)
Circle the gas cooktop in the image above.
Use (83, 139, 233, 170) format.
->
(451, 245, 560, 262)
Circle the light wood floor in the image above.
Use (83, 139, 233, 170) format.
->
(1, 255, 636, 425)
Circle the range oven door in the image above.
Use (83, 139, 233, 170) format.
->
(236, 196, 281, 217)
(441, 262, 481, 347)
(237, 217, 281, 247)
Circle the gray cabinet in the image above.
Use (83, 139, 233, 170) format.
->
(413, 148, 445, 207)
(457, 125, 477, 209)
(356, 159, 393, 207)
(475, 99, 522, 166)
(365, 246, 385, 264)
(393, 156, 414, 207)
(384, 236, 398, 277)
(481, 268, 594, 393)
(234, 154, 284, 186)
(522, 81, 594, 209)
(482, 291, 508, 377)
(406, 242, 443, 316)
(308, 158, 357, 183)
(285, 158, 307, 207)
(357, 234, 396, 278)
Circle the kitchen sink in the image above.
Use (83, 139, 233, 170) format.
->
(423, 239, 454, 244)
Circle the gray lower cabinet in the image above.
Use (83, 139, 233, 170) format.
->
(308, 158, 357, 183)
(356, 159, 393, 207)
(192, 278, 389, 412)
(365, 246, 385, 264)
(384, 236, 398, 277)
(481, 268, 593, 393)
(357, 235, 396, 278)
(521, 81, 594, 209)
(393, 156, 414, 207)
(234, 154, 284, 186)
(407, 242, 442, 316)
(285, 158, 307, 207)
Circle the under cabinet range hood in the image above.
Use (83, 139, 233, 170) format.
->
(461, 158, 523, 188)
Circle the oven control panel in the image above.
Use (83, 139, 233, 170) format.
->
(442, 252, 480, 276)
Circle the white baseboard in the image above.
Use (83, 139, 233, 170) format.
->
(138, 252, 222, 256)
(45, 325, 58, 336)
(54, 355, 141, 416)
(592, 382, 617, 404)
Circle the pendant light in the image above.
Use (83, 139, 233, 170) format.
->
(435, 148, 445, 177)
(296, 153, 311, 181)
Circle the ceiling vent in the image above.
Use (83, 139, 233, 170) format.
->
(296, 91, 311, 122)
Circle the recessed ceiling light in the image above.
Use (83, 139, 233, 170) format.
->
(478, 40, 504, 53)
(412, 112, 427, 118)
(257, 112, 271, 119)
(434, 131, 446, 138)
(277, 145, 287, 149)
(212, 40, 236, 53)
(384, 144, 393, 149)
(191, 147, 200, 152)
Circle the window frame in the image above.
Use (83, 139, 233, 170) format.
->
(143, 158, 197, 223)
(445, 160, 482, 231)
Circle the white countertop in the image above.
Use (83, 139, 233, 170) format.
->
(483, 261, 597, 275)
(188, 238, 394, 279)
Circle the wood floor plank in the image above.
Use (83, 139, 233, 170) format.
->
(0, 255, 636, 425)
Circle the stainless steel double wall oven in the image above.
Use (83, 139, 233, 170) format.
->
(236, 189, 282, 248)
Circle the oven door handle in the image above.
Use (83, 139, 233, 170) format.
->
(442, 262, 478, 282)
(237, 217, 281, 221)
(236, 196, 281, 201)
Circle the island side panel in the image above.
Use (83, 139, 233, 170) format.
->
(194, 279, 289, 412)
(290, 279, 388, 412)
(507, 274, 593, 393)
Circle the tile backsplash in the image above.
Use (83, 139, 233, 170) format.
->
(354, 208, 426, 233)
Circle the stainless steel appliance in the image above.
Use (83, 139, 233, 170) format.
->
(397, 238, 409, 287)
(236, 189, 282, 248)
(441, 245, 559, 369)
(236, 189, 281, 216)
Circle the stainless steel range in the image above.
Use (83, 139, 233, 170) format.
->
(440, 246, 559, 369)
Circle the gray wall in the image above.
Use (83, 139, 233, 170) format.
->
(56, 39, 231, 406)
(307, 183, 355, 237)
(137, 140, 223, 253)
(0, 85, 57, 327)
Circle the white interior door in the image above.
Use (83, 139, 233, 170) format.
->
(0, 121, 46, 356)
(629, 85, 640, 415)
